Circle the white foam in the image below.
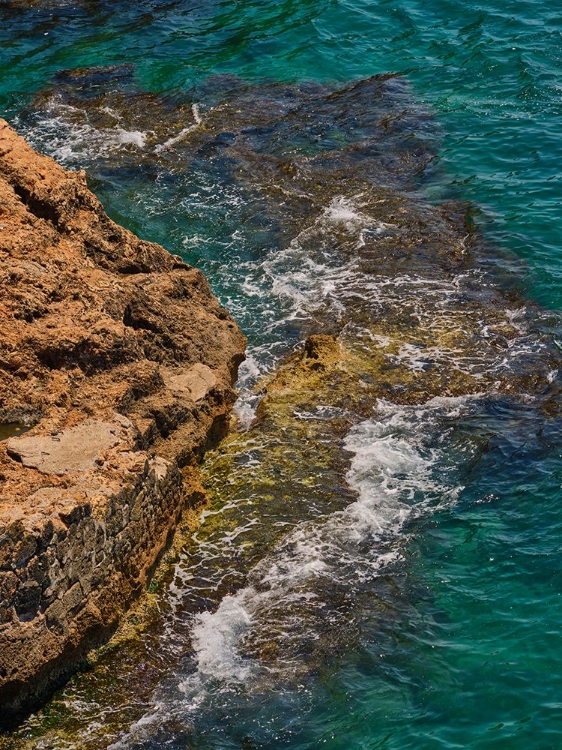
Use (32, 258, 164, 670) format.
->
(114, 164, 546, 428)
(190, 594, 255, 683)
(113, 127, 146, 147)
(179, 395, 477, 702)
(233, 354, 268, 428)
(17, 98, 150, 165)
(155, 103, 202, 152)
(323, 196, 365, 223)
(322, 196, 396, 234)
(106, 703, 168, 749)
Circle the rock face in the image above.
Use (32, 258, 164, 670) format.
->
(0, 119, 246, 723)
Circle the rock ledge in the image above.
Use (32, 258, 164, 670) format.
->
(0, 119, 245, 723)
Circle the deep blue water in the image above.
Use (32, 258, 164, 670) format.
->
(2, 1, 562, 747)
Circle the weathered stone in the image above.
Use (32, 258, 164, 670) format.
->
(0, 120, 246, 723)
(44, 598, 66, 634)
(25, 552, 50, 590)
(6, 421, 122, 475)
(14, 580, 42, 621)
(163, 363, 218, 402)
(61, 581, 84, 617)
(0, 571, 18, 599)
(0, 535, 14, 569)
(12, 534, 37, 568)
(0, 603, 14, 625)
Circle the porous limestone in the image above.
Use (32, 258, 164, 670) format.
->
(0, 120, 245, 723)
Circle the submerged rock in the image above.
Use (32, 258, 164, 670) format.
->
(0, 120, 245, 724)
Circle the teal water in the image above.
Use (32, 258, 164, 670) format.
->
(2, 1, 562, 747)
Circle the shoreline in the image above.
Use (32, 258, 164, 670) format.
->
(0, 120, 245, 724)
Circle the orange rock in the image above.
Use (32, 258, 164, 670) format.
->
(0, 119, 245, 723)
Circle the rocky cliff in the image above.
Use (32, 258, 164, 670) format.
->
(0, 119, 245, 723)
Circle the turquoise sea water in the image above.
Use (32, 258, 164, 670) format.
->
(2, 1, 562, 747)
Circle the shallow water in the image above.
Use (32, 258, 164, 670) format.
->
(2, 1, 562, 748)
(0, 424, 27, 442)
